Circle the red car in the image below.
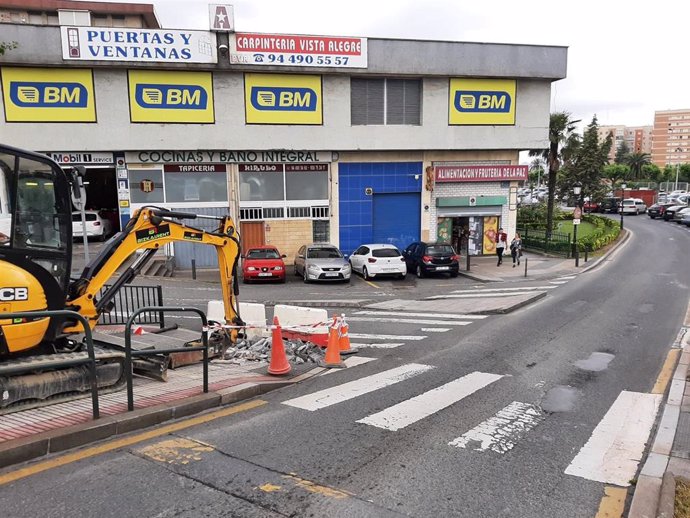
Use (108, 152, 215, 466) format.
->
(583, 199, 600, 213)
(242, 246, 287, 283)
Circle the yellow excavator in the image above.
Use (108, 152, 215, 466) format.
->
(0, 143, 243, 411)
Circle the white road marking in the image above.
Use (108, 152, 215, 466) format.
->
(449, 401, 544, 453)
(564, 391, 662, 486)
(449, 286, 556, 294)
(347, 317, 471, 326)
(420, 328, 451, 333)
(282, 363, 434, 411)
(549, 281, 568, 285)
(426, 292, 548, 300)
(349, 333, 426, 341)
(354, 311, 487, 320)
(557, 276, 577, 280)
(357, 371, 503, 431)
(349, 342, 406, 349)
(322, 356, 376, 375)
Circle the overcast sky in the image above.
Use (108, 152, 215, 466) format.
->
(89, 0, 688, 129)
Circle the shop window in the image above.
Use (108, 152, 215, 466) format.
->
(129, 169, 164, 204)
(164, 172, 228, 203)
(285, 171, 328, 200)
(312, 220, 329, 242)
(239, 171, 284, 201)
(351, 78, 421, 126)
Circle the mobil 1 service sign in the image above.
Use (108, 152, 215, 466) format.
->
(229, 33, 367, 68)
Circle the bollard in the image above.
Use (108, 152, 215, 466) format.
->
(584, 249, 589, 263)
(524, 257, 528, 277)
(466, 252, 471, 272)
(192, 259, 197, 280)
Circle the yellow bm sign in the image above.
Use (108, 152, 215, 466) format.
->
(245, 73, 322, 125)
(1, 67, 96, 122)
(449, 79, 516, 125)
(128, 70, 214, 123)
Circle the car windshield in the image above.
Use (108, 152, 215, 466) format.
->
(427, 245, 454, 255)
(308, 247, 341, 259)
(247, 249, 280, 259)
(372, 248, 401, 258)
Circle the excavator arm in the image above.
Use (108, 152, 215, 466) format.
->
(63, 206, 243, 337)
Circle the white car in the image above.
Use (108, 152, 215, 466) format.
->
(349, 243, 407, 280)
(72, 210, 112, 241)
(619, 198, 646, 215)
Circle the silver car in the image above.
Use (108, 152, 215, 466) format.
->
(295, 243, 351, 283)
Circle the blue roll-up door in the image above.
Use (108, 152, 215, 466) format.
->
(372, 193, 420, 251)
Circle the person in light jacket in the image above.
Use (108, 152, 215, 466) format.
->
(510, 232, 523, 267)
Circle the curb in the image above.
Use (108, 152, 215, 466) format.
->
(480, 291, 549, 314)
(580, 228, 631, 274)
(263, 300, 371, 309)
(0, 366, 323, 470)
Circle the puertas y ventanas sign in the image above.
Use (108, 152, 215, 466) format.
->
(61, 27, 217, 63)
(435, 165, 528, 183)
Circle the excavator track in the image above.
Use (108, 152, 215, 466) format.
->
(0, 347, 127, 415)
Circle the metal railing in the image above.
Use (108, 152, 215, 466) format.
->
(1, 310, 100, 419)
(517, 227, 572, 257)
(124, 306, 209, 411)
(98, 284, 165, 328)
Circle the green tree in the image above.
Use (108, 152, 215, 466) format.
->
(623, 152, 651, 180)
(559, 115, 612, 205)
(602, 164, 630, 193)
(529, 157, 545, 187)
(641, 163, 662, 182)
(529, 111, 580, 235)
(0, 41, 18, 55)
(615, 140, 630, 164)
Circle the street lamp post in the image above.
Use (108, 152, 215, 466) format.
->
(573, 183, 582, 267)
(619, 183, 626, 230)
(675, 148, 683, 191)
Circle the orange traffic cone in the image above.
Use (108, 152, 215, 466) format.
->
(267, 316, 292, 376)
(319, 317, 345, 369)
(338, 314, 358, 356)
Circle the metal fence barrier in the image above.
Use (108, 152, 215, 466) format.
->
(98, 284, 165, 328)
(124, 306, 209, 412)
(1, 310, 100, 419)
(517, 227, 572, 257)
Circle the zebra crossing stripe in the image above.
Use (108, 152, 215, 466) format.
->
(354, 311, 487, 320)
(564, 391, 662, 486)
(357, 371, 503, 431)
(420, 328, 450, 333)
(426, 292, 548, 300)
(549, 281, 568, 285)
(322, 356, 376, 375)
(557, 276, 577, 280)
(349, 333, 426, 341)
(349, 342, 405, 349)
(282, 363, 434, 411)
(347, 317, 471, 326)
(449, 286, 556, 294)
(449, 401, 544, 453)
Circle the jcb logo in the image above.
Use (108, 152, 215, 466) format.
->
(454, 91, 511, 113)
(134, 84, 208, 109)
(9, 82, 88, 108)
(0, 287, 28, 301)
(250, 87, 317, 111)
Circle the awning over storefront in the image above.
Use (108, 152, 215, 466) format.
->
(437, 206, 502, 217)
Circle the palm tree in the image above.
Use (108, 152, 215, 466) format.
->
(624, 152, 651, 180)
(529, 158, 545, 187)
(530, 111, 580, 235)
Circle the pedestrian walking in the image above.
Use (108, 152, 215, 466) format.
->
(510, 232, 523, 267)
(495, 227, 507, 266)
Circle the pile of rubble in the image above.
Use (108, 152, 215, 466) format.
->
(215, 337, 325, 366)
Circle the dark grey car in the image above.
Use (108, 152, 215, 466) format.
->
(294, 243, 351, 283)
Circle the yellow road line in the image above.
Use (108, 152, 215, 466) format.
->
(0, 399, 267, 486)
(359, 277, 379, 289)
(594, 486, 627, 518)
(652, 349, 681, 395)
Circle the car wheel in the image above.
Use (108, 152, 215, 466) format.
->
(450, 272, 459, 278)
(343, 276, 351, 284)
(295, 266, 300, 276)
(416, 265, 425, 278)
(635, 209, 639, 215)
(649, 215, 655, 219)
(397, 273, 406, 280)
(280, 276, 286, 284)
(303, 268, 309, 283)
(363, 266, 370, 280)
(242, 277, 249, 284)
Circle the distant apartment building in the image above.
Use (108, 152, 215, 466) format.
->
(651, 109, 690, 167)
(598, 125, 652, 162)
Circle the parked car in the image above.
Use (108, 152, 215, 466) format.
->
(349, 244, 406, 280)
(72, 210, 112, 240)
(583, 199, 600, 213)
(402, 242, 460, 278)
(600, 197, 621, 214)
(242, 246, 286, 283)
(294, 243, 351, 283)
(648, 202, 675, 219)
(619, 199, 644, 215)
(672, 207, 690, 224)
(681, 211, 690, 227)
(663, 204, 690, 221)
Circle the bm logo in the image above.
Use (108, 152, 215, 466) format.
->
(9, 82, 88, 108)
(454, 91, 512, 113)
(134, 84, 208, 110)
(250, 87, 317, 111)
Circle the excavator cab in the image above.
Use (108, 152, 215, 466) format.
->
(0, 144, 75, 355)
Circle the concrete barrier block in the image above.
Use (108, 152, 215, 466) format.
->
(207, 300, 267, 339)
(274, 305, 329, 332)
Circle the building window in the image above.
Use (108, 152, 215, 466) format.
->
(313, 220, 330, 242)
(351, 78, 421, 125)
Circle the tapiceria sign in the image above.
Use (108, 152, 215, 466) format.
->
(435, 165, 528, 183)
